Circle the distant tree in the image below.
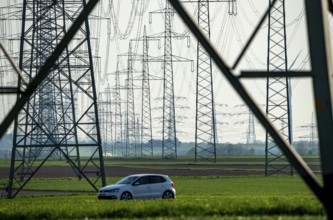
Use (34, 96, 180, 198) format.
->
(249, 147, 255, 155)
(295, 142, 308, 155)
(0, 133, 13, 148)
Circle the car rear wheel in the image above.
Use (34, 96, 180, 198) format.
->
(162, 190, 174, 199)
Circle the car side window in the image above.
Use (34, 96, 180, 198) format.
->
(133, 176, 149, 185)
(149, 176, 166, 184)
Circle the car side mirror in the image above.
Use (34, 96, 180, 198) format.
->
(133, 181, 140, 186)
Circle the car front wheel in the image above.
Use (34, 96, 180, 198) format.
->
(162, 191, 174, 199)
(120, 192, 132, 200)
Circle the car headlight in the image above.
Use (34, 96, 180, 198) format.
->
(99, 188, 120, 193)
(110, 188, 119, 193)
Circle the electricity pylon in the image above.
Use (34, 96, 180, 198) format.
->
(140, 27, 154, 157)
(299, 112, 318, 154)
(125, 42, 136, 157)
(132, 25, 189, 157)
(246, 108, 256, 144)
(118, 39, 156, 157)
(150, 1, 193, 159)
(98, 85, 113, 155)
(181, 0, 236, 162)
(7, 0, 105, 198)
(113, 62, 124, 157)
(265, 0, 293, 175)
(130, 26, 162, 157)
(109, 57, 140, 157)
(161, 1, 177, 159)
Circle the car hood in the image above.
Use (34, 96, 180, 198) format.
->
(100, 184, 127, 191)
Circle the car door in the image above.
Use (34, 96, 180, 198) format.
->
(131, 176, 150, 199)
(148, 175, 166, 198)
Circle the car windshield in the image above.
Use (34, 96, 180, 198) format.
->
(116, 176, 138, 184)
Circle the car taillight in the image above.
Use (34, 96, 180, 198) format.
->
(171, 181, 175, 188)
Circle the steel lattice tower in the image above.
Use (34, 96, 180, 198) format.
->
(105, 85, 114, 155)
(195, 0, 216, 162)
(300, 112, 317, 154)
(124, 42, 136, 157)
(135, 117, 141, 156)
(161, 1, 177, 159)
(246, 109, 256, 144)
(98, 85, 113, 155)
(309, 113, 317, 154)
(113, 62, 124, 156)
(265, 0, 293, 175)
(150, 1, 192, 159)
(131, 25, 165, 157)
(140, 27, 154, 157)
(181, 0, 236, 162)
(98, 92, 107, 153)
(7, 0, 105, 198)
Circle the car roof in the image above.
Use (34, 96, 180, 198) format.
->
(127, 174, 168, 177)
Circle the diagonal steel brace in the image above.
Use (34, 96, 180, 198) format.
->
(0, 0, 99, 139)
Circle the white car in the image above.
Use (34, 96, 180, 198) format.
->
(97, 174, 176, 200)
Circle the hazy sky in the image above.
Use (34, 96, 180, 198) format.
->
(93, 0, 315, 143)
(0, 0, 320, 143)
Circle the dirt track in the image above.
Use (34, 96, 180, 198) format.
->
(0, 164, 264, 179)
(0, 158, 321, 179)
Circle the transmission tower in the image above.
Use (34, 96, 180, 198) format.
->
(124, 42, 136, 157)
(98, 92, 108, 154)
(131, 25, 174, 157)
(105, 85, 114, 155)
(161, 1, 177, 159)
(98, 85, 113, 156)
(214, 103, 229, 144)
(118, 41, 152, 157)
(265, 0, 293, 175)
(7, 0, 105, 198)
(150, 1, 192, 159)
(309, 112, 317, 154)
(180, 0, 236, 162)
(195, 0, 217, 162)
(246, 108, 256, 144)
(140, 27, 154, 157)
(135, 117, 141, 156)
(110, 58, 138, 157)
(130, 26, 159, 157)
(299, 112, 318, 154)
(113, 62, 124, 157)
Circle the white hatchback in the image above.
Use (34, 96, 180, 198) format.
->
(97, 174, 176, 200)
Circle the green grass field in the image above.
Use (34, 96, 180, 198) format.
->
(0, 175, 326, 219)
